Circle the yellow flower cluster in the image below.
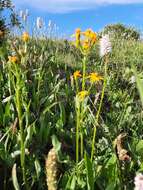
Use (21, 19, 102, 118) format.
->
(22, 32, 30, 42)
(77, 90, 88, 101)
(8, 56, 18, 63)
(74, 28, 97, 53)
(73, 70, 82, 80)
(88, 72, 103, 83)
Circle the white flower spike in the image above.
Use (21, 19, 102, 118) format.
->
(100, 34, 112, 57)
(36, 17, 43, 29)
(134, 173, 143, 190)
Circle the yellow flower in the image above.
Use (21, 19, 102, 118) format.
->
(77, 90, 88, 101)
(82, 40, 90, 51)
(8, 56, 18, 63)
(22, 32, 30, 42)
(88, 72, 103, 83)
(73, 71, 82, 80)
(83, 28, 93, 38)
(75, 28, 81, 47)
(90, 32, 97, 44)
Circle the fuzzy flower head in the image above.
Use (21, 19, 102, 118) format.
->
(73, 71, 82, 80)
(88, 72, 103, 83)
(22, 32, 30, 42)
(100, 35, 112, 57)
(36, 17, 43, 29)
(134, 173, 143, 190)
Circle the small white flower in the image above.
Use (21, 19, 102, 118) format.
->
(25, 9, 29, 17)
(130, 75, 136, 84)
(100, 34, 112, 57)
(23, 14, 27, 22)
(134, 173, 143, 190)
(19, 9, 29, 22)
(19, 10, 24, 18)
(36, 17, 43, 29)
(48, 20, 52, 28)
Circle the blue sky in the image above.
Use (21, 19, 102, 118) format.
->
(12, 0, 143, 36)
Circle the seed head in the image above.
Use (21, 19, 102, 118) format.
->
(45, 148, 58, 190)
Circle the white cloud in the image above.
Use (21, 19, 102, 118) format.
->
(13, 0, 143, 13)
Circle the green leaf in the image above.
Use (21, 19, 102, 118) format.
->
(132, 65, 143, 106)
(70, 176, 76, 190)
(12, 164, 20, 190)
(34, 159, 41, 179)
(136, 140, 143, 156)
(84, 152, 94, 190)
(106, 182, 116, 190)
(52, 135, 61, 152)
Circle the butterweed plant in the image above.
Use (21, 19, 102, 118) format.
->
(72, 28, 106, 163)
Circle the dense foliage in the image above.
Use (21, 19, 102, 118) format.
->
(101, 23, 140, 40)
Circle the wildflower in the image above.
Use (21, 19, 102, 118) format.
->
(88, 72, 103, 83)
(100, 35, 112, 57)
(134, 173, 143, 190)
(77, 90, 88, 101)
(46, 148, 58, 190)
(75, 28, 81, 47)
(48, 20, 52, 28)
(19, 9, 29, 22)
(22, 32, 30, 42)
(73, 71, 82, 80)
(25, 9, 29, 17)
(83, 29, 97, 44)
(130, 75, 136, 84)
(8, 56, 18, 63)
(19, 10, 24, 18)
(83, 28, 93, 38)
(90, 32, 97, 45)
(82, 40, 90, 51)
(36, 17, 43, 29)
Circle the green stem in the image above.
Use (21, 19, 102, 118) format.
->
(76, 105, 80, 163)
(80, 132, 83, 159)
(91, 56, 108, 161)
(15, 65, 29, 190)
(82, 56, 87, 90)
